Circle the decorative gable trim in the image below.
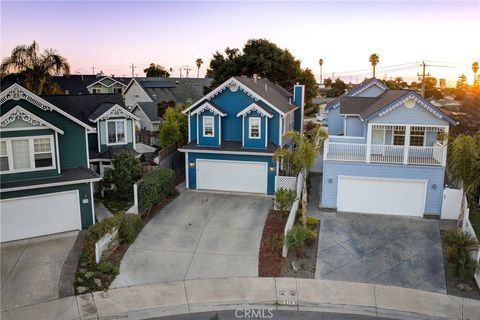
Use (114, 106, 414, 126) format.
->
(89, 104, 140, 123)
(367, 92, 457, 124)
(190, 102, 227, 117)
(0, 84, 95, 131)
(86, 76, 127, 88)
(236, 103, 273, 118)
(183, 77, 287, 116)
(348, 79, 388, 97)
(0, 105, 64, 134)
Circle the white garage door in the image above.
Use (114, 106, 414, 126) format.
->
(1, 191, 82, 242)
(337, 176, 427, 217)
(197, 159, 268, 194)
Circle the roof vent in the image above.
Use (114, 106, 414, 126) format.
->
(264, 84, 268, 92)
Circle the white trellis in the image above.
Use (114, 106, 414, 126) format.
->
(275, 176, 297, 192)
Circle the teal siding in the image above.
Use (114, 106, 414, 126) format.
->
(98, 118, 135, 152)
(197, 110, 220, 146)
(187, 152, 276, 195)
(321, 161, 445, 215)
(293, 85, 304, 131)
(1, 182, 94, 229)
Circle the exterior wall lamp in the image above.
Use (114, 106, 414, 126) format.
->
(269, 165, 275, 172)
(189, 161, 195, 167)
(328, 178, 333, 183)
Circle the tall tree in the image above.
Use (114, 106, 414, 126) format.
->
(318, 58, 324, 84)
(206, 39, 317, 109)
(195, 58, 203, 78)
(472, 61, 479, 84)
(325, 78, 347, 97)
(0, 41, 70, 94)
(157, 106, 188, 148)
(368, 53, 380, 78)
(143, 63, 170, 77)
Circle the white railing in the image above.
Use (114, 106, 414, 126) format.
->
(95, 227, 118, 264)
(282, 172, 304, 258)
(324, 140, 446, 166)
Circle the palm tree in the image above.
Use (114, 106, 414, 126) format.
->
(369, 53, 380, 78)
(318, 58, 324, 84)
(195, 58, 203, 78)
(0, 41, 70, 94)
(447, 133, 480, 227)
(273, 127, 328, 226)
(472, 61, 479, 84)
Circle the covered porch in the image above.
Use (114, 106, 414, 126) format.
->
(324, 124, 448, 166)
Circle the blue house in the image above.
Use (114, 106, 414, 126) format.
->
(179, 76, 304, 195)
(321, 78, 457, 217)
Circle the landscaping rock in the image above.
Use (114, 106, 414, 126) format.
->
(77, 277, 84, 284)
(77, 286, 87, 294)
(94, 278, 102, 287)
(292, 260, 302, 271)
(456, 283, 473, 292)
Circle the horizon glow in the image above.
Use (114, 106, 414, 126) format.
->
(1, 1, 479, 86)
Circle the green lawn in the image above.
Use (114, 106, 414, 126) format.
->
(103, 196, 133, 215)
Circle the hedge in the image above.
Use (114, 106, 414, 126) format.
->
(138, 168, 176, 213)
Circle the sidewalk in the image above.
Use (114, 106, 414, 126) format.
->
(2, 277, 479, 320)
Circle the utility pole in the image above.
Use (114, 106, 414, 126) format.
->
(179, 67, 182, 78)
(417, 61, 431, 98)
(319, 58, 324, 85)
(184, 65, 192, 78)
(91, 65, 96, 75)
(130, 63, 136, 77)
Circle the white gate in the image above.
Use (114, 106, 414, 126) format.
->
(441, 187, 463, 220)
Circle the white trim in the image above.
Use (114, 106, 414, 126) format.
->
(188, 111, 191, 143)
(84, 129, 90, 167)
(97, 122, 101, 152)
(218, 116, 222, 146)
(0, 135, 56, 175)
(328, 135, 365, 140)
(106, 119, 128, 146)
(0, 105, 64, 134)
(0, 177, 102, 193)
(89, 104, 139, 123)
(373, 123, 450, 129)
(183, 77, 288, 116)
(279, 116, 283, 146)
(55, 131, 61, 174)
(190, 102, 227, 117)
(349, 79, 388, 97)
(86, 76, 127, 89)
(202, 116, 214, 137)
(185, 152, 189, 189)
(265, 117, 268, 148)
(248, 117, 261, 139)
(196, 114, 199, 144)
(90, 182, 95, 226)
(0, 83, 95, 131)
(178, 148, 274, 156)
(242, 116, 245, 147)
(236, 103, 273, 118)
(1, 126, 49, 132)
(343, 116, 347, 136)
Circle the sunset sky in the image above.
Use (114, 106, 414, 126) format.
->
(1, 1, 479, 86)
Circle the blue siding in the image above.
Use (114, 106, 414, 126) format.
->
(345, 116, 365, 137)
(293, 85, 304, 131)
(243, 113, 267, 149)
(186, 152, 276, 195)
(197, 110, 220, 146)
(321, 161, 445, 215)
(269, 112, 280, 146)
(355, 85, 385, 97)
(370, 101, 449, 126)
(426, 131, 438, 146)
(327, 107, 343, 135)
(189, 114, 197, 142)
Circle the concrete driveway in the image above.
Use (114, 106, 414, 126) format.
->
(314, 213, 446, 293)
(111, 190, 271, 288)
(0, 231, 77, 311)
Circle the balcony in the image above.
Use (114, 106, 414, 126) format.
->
(323, 140, 446, 166)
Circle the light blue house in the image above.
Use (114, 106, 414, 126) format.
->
(322, 78, 457, 217)
(179, 76, 304, 195)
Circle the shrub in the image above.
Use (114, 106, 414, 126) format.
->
(274, 188, 297, 211)
(138, 168, 176, 212)
(84, 271, 95, 280)
(306, 216, 319, 227)
(285, 224, 308, 257)
(305, 228, 317, 244)
(96, 261, 119, 275)
(105, 152, 142, 200)
(445, 230, 479, 281)
(119, 214, 143, 244)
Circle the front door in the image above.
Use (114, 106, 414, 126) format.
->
(371, 129, 385, 155)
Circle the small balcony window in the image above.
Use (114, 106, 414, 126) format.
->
(203, 116, 214, 137)
(410, 129, 425, 146)
(392, 128, 405, 145)
(249, 117, 261, 139)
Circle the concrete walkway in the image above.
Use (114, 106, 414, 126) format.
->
(94, 201, 113, 222)
(2, 277, 479, 320)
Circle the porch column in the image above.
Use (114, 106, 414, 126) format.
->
(442, 126, 449, 166)
(403, 125, 411, 165)
(366, 123, 372, 163)
(323, 139, 329, 161)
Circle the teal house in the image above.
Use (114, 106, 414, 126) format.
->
(0, 84, 138, 242)
(322, 79, 457, 217)
(179, 76, 304, 195)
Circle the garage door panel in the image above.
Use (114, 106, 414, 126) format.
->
(337, 176, 426, 217)
(1, 191, 81, 242)
(197, 160, 267, 194)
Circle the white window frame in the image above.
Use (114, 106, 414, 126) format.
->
(0, 135, 56, 174)
(392, 128, 406, 146)
(249, 117, 261, 139)
(106, 119, 127, 146)
(409, 128, 426, 146)
(203, 116, 214, 137)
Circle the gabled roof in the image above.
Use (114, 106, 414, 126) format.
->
(237, 103, 273, 118)
(86, 76, 129, 88)
(133, 102, 162, 122)
(325, 78, 388, 111)
(51, 75, 132, 95)
(183, 76, 296, 116)
(190, 101, 227, 117)
(1, 105, 65, 134)
(41, 93, 130, 126)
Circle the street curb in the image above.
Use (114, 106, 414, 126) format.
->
(2, 277, 480, 320)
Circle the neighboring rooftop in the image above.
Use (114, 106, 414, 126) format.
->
(52, 75, 132, 95)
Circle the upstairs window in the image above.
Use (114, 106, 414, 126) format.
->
(249, 117, 261, 139)
(203, 116, 214, 137)
(0, 136, 55, 173)
(107, 120, 126, 145)
(392, 128, 405, 145)
(113, 86, 123, 94)
(410, 128, 425, 146)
